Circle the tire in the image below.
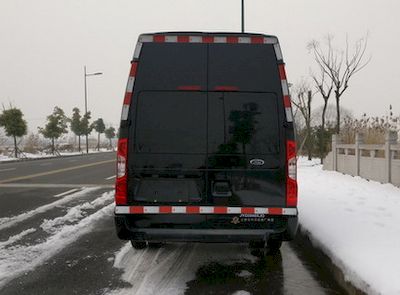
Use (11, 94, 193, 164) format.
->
(130, 240, 147, 249)
(267, 239, 282, 254)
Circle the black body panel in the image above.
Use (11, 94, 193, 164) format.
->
(116, 32, 297, 243)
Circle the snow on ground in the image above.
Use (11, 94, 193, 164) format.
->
(0, 187, 99, 231)
(0, 149, 114, 162)
(110, 243, 256, 295)
(40, 191, 112, 234)
(0, 191, 114, 288)
(298, 157, 400, 295)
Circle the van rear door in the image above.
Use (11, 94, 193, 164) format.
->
(207, 91, 285, 207)
(118, 33, 295, 212)
(206, 41, 286, 207)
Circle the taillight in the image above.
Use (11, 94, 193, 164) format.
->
(286, 140, 298, 207)
(115, 138, 128, 205)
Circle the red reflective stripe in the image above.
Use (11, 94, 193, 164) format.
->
(214, 207, 227, 214)
(177, 85, 202, 91)
(130, 62, 138, 76)
(251, 36, 264, 44)
(286, 178, 298, 206)
(177, 36, 189, 43)
(123, 93, 131, 104)
(241, 207, 255, 214)
(227, 36, 239, 43)
(278, 64, 286, 80)
(160, 206, 172, 213)
(154, 35, 165, 43)
(287, 140, 296, 160)
(283, 95, 291, 108)
(214, 86, 239, 91)
(202, 36, 214, 43)
(130, 206, 144, 214)
(269, 208, 283, 215)
(117, 206, 297, 215)
(187, 206, 200, 214)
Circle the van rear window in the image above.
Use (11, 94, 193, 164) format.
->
(135, 91, 280, 155)
(208, 92, 280, 155)
(208, 44, 280, 92)
(135, 91, 207, 154)
(135, 43, 279, 92)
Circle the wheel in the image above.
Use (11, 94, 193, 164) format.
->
(266, 239, 282, 254)
(130, 240, 147, 249)
(249, 241, 266, 257)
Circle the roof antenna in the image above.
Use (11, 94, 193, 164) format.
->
(241, 0, 245, 33)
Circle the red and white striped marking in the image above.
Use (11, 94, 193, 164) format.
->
(115, 206, 297, 216)
(121, 62, 138, 121)
(132, 34, 282, 60)
(278, 64, 293, 122)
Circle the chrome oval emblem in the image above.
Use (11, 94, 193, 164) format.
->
(250, 158, 265, 166)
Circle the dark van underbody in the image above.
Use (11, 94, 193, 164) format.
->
(115, 214, 298, 243)
(115, 32, 298, 247)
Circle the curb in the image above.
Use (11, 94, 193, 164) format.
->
(293, 225, 367, 295)
(0, 151, 115, 164)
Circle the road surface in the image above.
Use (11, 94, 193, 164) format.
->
(0, 153, 346, 294)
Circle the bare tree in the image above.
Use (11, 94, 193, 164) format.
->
(310, 59, 333, 163)
(292, 79, 314, 160)
(308, 34, 370, 134)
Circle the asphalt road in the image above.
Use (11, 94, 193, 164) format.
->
(0, 153, 346, 295)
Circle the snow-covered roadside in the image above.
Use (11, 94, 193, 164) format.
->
(298, 157, 400, 295)
(0, 149, 114, 163)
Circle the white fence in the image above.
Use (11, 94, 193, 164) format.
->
(323, 132, 400, 187)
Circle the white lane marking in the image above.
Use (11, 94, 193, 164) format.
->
(39, 163, 52, 166)
(0, 187, 100, 231)
(105, 175, 116, 180)
(0, 168, 16, 172)
(54, 188, 80, 198)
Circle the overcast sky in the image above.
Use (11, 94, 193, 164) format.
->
(1, 0, 399, 132)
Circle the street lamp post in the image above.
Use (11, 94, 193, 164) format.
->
(84, 66, 102, 154)
(241, 0, 245, 33)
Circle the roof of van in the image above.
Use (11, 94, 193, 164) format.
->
(142, 31, 278, 39)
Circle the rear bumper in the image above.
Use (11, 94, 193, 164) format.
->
(114, 207, 298, 243)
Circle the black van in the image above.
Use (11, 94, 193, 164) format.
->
(114, 32, 298, 251)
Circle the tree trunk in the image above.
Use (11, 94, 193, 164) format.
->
(319, 101, 328, 163)
(51, 138, 55, 155)
(335, 94, 341, 134)
(78, 136, 81, 152)
(306, 121, 312, 160)
(109, 138, 112, 150)
(13, 136, 18, 158)
(98, 132, 100, 151)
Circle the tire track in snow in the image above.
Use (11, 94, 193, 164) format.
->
(0, 187, 99, 231)
(110, 243, 255, 295)
(0, 191, 114, 289)
(0, 228, 36, 248)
